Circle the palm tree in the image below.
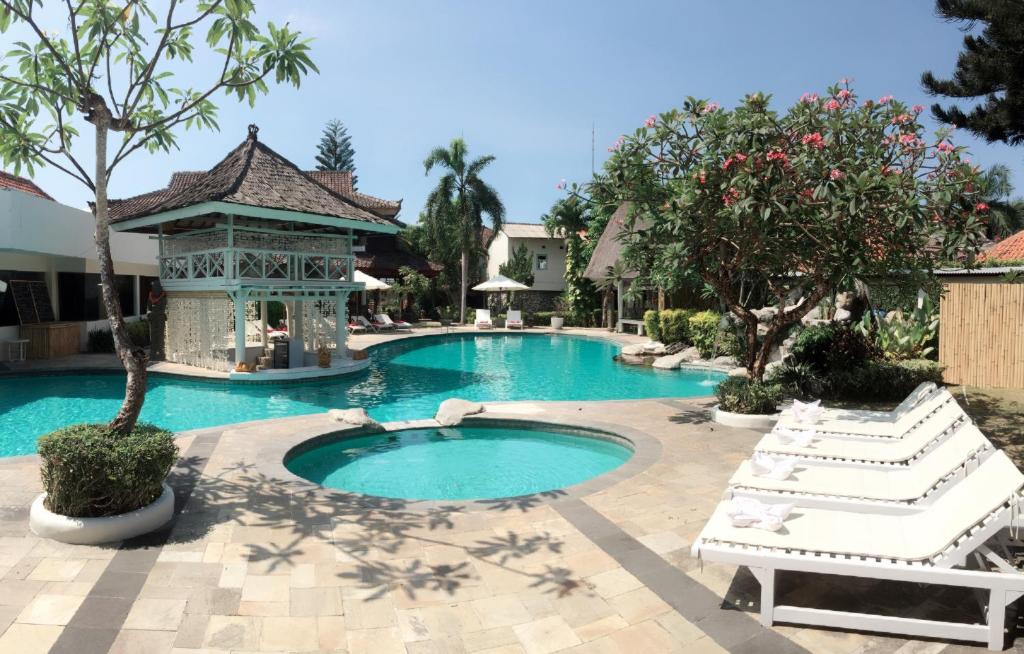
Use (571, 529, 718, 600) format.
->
(979, 164, 1024, 239)
(423, 138, 505, 322)
(593, 261, 628, 330)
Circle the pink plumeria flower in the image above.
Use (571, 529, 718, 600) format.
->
(825, 99, 841, 111)
(829, 169, 844, 181)
(644, 115, 657, 128)
(936, 142, 955, 153)
(912, 104, 925, 113)
(702, 101, 721, 114)
(799, 92, 819, 104)
(837, 89, 851, 100)
(555, 179, 567, 190)
(878, 95, 893, 104)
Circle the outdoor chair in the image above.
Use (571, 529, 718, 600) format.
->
(506, 310, 524, 329)
(774, 388, 954, 438)
(376, 314, 412, 331)
(355, 315, 384, 332)
(778, 382, 939, 427)
(475, 309, 493, 329)
(691, 450, 1024, 650)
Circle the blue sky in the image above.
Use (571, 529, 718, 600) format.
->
(13, 0, 1024, 224)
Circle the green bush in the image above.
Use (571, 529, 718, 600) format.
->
(790, 324, 876, 373)
(127, 319, 151, 347)
(643, 310, 661, 342)
(715, 377, 783, 414)
(87, 320, 151, 353)
(688, 310, 722, 357)
(37, 423, 178, 518)
(766, 361, 828, 399)
(829, 359, 944, 402)
(658, 309, 694, 344)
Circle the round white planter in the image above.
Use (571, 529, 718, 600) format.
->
(550, 317, 564, 329)
(711, 405, 780, 431)
(29, 483, 174, 545)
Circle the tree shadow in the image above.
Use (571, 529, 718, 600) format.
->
(476, 490, 569, 513)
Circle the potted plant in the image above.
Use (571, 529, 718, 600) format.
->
(317, 343, 332, 368)
(438, 306, 454, 327)
(30, 424, 179, 544)
(551, 292, 570, 330)
(711, 377, 783, 430)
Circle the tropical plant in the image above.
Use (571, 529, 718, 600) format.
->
(315, 119, 357, 187)
(543, 195, 598, 322)
(715, 378, 782, 415)
(593, 261, 628, 330)
(976, 165, 1023, 239)
(642, 310, 661, 341)
(922, 0, 1024, 145)
(856, 297, 940, 360)
(389, 266, 432, 320)
(688, 310, 723, 358)
(658, 308, 694, 345)
(595, 85, 986, 380)
(498, 243, 535, 286)
(0, 1, 316, 434)
(790, 323, 878, 372)
(423, 138, 505, 323)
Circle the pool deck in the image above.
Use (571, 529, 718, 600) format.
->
(0, 329, 1011, 653)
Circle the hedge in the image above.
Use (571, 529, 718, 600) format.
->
(715, 378, 782, 414)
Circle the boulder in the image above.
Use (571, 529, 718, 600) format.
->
(835, 291, 856, 310)
(652, 353, 687, 369)
(764, 361, 784, 377)
(713, 355, 739, 368)
(752, 307, 778, 323)
(621, 343, 646, 356)
(641, 341, 666, 355)
(327, 408, 381, 429)
(680, 346, 702, 362)
(728, 367, 749, 378)
(833, 308, 852, 323)
(435, 398, 485, 426)
(767, 345, 785, 364)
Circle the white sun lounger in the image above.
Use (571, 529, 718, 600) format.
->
(729, 421, 993, 512)
(693, 451, 1024, 650)
(376, 314, 412, 331)
(475, 309, 493, 330)
(774, 389, 957, 440)
(780, 382, 938, 424)
(756, 399, 967, 465)
(506, 310, 524, 329)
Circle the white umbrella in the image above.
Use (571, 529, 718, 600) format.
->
(355, 269, 390, 291)
(472, 274, 530, 292)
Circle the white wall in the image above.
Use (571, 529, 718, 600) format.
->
(0, 188, 159, 360)
(486, 230, 567, 292)
(486, 231, 510, 279)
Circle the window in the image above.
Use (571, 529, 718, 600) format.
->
(58, 272, 101, 321)
(536, 254, 548, 271)
(0, 270, 45, 327)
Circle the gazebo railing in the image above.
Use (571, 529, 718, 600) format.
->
(159, 247, 354, 284)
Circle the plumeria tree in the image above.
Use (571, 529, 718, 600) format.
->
(0, 1, 316, 434)
(595, 84, 988, 380)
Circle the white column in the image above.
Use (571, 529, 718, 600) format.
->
(234, 293, 247, 367)
(335, 292, 347, 358)
(616, 280, 624, 332)
(260, 300, 268, 348)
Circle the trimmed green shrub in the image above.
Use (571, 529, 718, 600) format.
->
(658, 309, 694, 344)
(643, 310, 661, 342)
(766, 361, 828, 399)
(715, 377, 782, 414)
(790, 324, 876, 373)
(127, 319, 151, 347)
(688, 310, 721, 357)
(87, 319, 151, 353)
(37, 423, 178, 518)
(829, 359, 944, 402)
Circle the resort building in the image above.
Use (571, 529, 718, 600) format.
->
(0, 171, 158, 360)
(107, 125, 400, 379)
(485, 222, 567, 309)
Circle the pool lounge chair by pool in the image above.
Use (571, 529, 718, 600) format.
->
(355, 315, 388, 332)
(376, 314, 412, 331)
(475, 309, 493, 329)
(775, 388, 955, 439)
(347, 320, 367, 334)
(506, 310, 524, 329)
(779, 382, 938, 424)
(693, 450, 1024, 650)
(729, 420, 993, 512)
(755, 399, 967, 464)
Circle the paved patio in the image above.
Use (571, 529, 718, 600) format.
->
(0, 390, 1017, 653)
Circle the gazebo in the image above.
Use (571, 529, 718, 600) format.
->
(108, 125, 399, 378)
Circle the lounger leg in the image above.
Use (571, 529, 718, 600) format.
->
(750, 567, 775, 627)
(988, 588, 1007, 650)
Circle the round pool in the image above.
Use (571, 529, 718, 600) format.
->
(285, 424, 633, 500)
(0, 333, 724, 456)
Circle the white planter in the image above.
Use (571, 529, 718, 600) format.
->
(711, 405, 780, 431)
(29, 483, 174, 545)
(550, 317, 564, 329)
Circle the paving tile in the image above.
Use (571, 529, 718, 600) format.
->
(202, 614, 261, 650)
(470, 594, 532, 629)
(240, 574, 289, 603)
(259, 616, 318, 651)
(512, 615, 582, 654)
(0, 623, 63, 654)
(16, 592, 84, 625)
(67, 596, 134, 629)
(124, 597, 188, 631)
(317, 614, 347, 650)
(346, 626, 406, 654)
(109, 628, 177, 654)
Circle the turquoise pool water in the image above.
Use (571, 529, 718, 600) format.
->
(285, 425, 632, 500)
(0, 333, 723, 457)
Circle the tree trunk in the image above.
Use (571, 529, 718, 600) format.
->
(459, 251, 468, 324)
(604, 288, 614, 330)
(93, 116, 149, 435)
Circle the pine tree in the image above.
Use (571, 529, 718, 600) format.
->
(315, 119, 358, 187)
(921, 0, 1024, 145)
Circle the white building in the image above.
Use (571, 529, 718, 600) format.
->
(485, 223, 566, 293)
(0, 171, 159, 360)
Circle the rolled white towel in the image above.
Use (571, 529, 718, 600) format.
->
(726, 497, 794, 531)
(772, 425, 816, 447)
(791, 398, 824, 424)
(749, 452, 797, 480)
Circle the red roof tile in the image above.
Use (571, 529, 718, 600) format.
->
(0, 171, 53, 201)
(981, 230, 1024, 263)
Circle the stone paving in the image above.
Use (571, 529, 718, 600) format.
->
(0, 329, 1018, 653)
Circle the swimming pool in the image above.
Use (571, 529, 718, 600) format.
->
(0, 333, 723, 456)
(285, 424, 632, 500)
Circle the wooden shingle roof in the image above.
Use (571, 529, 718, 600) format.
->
(108, 125, 395, 228)
(583, 203, 650, 280)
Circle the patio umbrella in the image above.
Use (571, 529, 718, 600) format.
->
(354, 269, 390, 291)
(473, 274, 531, 312)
